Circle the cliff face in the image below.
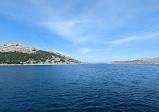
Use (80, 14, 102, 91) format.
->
(0, 43, 84, 65)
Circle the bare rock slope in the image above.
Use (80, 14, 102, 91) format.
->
(0, 43, 39, 53)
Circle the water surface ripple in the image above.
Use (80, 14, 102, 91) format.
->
(0, 64, 159, 112)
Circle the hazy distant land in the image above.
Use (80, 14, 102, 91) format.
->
(110, 58, 159, 64)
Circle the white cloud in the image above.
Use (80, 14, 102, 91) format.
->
(0, 0, 137, 43)
(107, 32, 159, 45)
(29, 0, 159, 44)
(38, 19, 93, 42)
(1, 0, 159, 62)
(0, 0, 159, 45)
(78, 48, 92, 53)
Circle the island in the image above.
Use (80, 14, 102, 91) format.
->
(0, 43, 84, 65)
(110, 58, 159, 64)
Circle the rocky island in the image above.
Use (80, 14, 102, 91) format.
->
(110, 58, 159, 64)
(0, 43, 84, 65)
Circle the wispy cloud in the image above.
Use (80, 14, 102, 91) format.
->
(107, 32, 159, 45)
(29, 0, 159, 44)
(2, 0, 156, 43)
(28, 0, 99, 42)
(1, 0, 159, 62)
(38, 19, 94, 42)
(78, 48, 92, 53)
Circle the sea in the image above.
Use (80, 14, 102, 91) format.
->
(0, 64, 159, 112)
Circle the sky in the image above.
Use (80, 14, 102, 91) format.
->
(0, 0, 159, 62)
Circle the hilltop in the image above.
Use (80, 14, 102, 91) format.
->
(0, 43, 84, 65)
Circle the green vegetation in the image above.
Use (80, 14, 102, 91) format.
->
(0, 50, 83, 64)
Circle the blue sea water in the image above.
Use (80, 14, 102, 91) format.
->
(0, 64, 159, 112)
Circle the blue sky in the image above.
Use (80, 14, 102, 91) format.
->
(0, 0, 159, 62)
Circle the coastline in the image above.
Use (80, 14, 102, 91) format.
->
(0, 63, 85, 66)
(1, 63, 159, 66)
(108, 63, 159, 64)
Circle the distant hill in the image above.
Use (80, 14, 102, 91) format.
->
(0, 43, 84, 65)
(110, 57, 159, 64)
